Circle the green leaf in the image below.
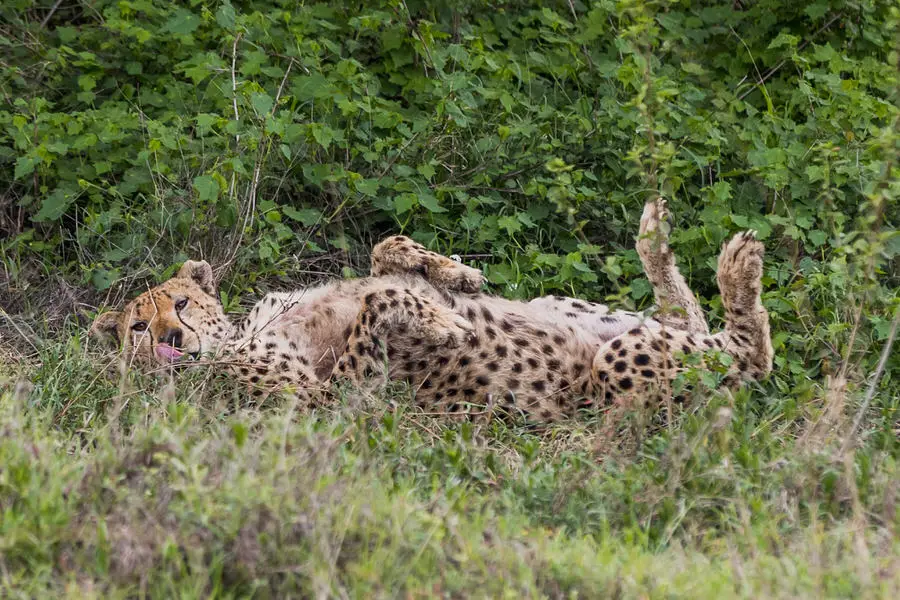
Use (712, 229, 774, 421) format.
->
(14, 156, 36, 180)
(680, 62, 706, 75)
(710, 181, 732, 202)
(283, 206, 322, 226)
(34, 187, 75, 222)
(250, 92, 274, 116)
(768, 32, 800, 50)
(545, 158, 572, 173)
(193, 175, 219, 203)
(311, 124, 335, 148)
(216, 0, 237, 29)
(498, 215, 522, 235)
(393, 194, 416, 215)
(355, 178, 380, 197)
(163, 9, 201, 35)
(417, 163, 436, 180)
(91, 268, 119, 291)
(292, 75, 332, 101)
(808, 230, 827, 247)
(417, 192, 447, 213)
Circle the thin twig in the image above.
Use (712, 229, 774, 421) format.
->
(225, 32, 243, 268)
(40, 0, 64, 28)
(841, 312, 899, 455)
(219, 57, 296, 279)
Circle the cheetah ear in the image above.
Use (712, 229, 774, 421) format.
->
(177, 259, 216, 296)
(90, 310, 123, 348)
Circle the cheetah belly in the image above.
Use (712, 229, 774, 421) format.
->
(525, 295, 660, 344)
(389, 296, 600, 422)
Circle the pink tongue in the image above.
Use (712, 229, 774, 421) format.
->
(156, 343, 184, 360)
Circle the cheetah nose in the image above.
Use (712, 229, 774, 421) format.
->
(159, 328, 184, 349)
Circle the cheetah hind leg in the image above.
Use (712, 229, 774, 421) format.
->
(636, 198, 709, 334)
(370, 235, 485, 294)
(712, 231, 773, 381)
(330, 286, 473, 391)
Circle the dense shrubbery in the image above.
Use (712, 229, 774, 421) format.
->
(1, 0, 898, 596)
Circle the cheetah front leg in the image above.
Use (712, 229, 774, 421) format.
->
(636, 198, 709, 334)
(370, 235, 484, 294)
(331, 285, 473, 390)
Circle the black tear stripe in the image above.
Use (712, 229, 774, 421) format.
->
(177, 312, 202, 355)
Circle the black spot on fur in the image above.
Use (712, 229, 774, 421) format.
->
(619, 377, 633, 391)
(634, 354, 651, 366)
(614, 361, 627, 373)
(611, 339, 622, 350)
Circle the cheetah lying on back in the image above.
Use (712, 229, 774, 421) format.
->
(91, 200, 773, 422)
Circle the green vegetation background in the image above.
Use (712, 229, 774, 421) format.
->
(1, 0, 898, 597)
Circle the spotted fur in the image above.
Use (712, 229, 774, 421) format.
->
(91, 201, 773, 421)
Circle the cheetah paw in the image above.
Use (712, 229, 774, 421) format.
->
(438, 261, 485, 294)
(717, 230, 764, 288)
(637, 197, 674, 271)
(426, 310, 474, 346)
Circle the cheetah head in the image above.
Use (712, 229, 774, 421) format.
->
(90, 260, 232, 366)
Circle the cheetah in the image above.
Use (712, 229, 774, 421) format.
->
(90, 199, 772, 422)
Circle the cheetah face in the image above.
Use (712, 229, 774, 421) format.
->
(90, 260, 232, 366)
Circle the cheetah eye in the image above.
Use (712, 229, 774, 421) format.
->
(131, 321, 148, 332)
(175, 299, 188, 311)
